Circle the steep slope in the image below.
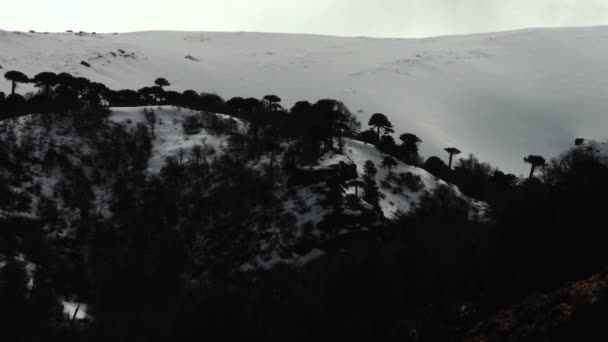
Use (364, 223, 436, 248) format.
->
(2, 27, 608, 173)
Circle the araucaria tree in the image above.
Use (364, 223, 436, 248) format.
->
(368, 113, 394, 142)
(524, 155, 546, 179)
(444, 147, 461, 169)
(32, 72, 58, 97)
(381, 156, 398, 178)
(4, 71, 29, 95)
(348, 179, 365, 198)
(154, 78, 170, 89)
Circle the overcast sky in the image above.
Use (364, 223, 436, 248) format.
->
(3, 0, 608, 37)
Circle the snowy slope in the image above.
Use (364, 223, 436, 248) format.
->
(0, 106, 486, 275)
(340, 139, 486, 219)
(314, 139, 487, 219)
(108, 106, 238, 173)
(2, 27, 608, 173)
(244, 138, 487, 271)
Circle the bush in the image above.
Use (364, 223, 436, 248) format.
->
(396, 172, 425, 192)
(183, 115, 201, 135)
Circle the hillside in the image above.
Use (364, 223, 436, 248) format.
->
(3, 27, 608, 341)
(2, 27, 608, 173)
(0, 106, 484, 273)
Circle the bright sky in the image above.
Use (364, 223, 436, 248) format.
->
(3, 0, 608, 38)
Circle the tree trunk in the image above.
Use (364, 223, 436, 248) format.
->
(11, 81, 16, 95)
(529, 165, 536, 179)
(69, 304, 81, 328)
(448, 154, 453, 169)
(377, 126, 381, 142)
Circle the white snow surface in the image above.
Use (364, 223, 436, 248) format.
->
(108, 106, 237, 173)
(2, 27, 608, 173)
(324, 139, 487, 219)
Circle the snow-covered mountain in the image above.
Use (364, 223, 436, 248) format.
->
(2, 27, 608, 173)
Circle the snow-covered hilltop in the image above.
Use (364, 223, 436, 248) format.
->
(0, 106, 485, 274)
(2, 27, 608, 173)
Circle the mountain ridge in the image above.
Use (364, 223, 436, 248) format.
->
(3, 26, 608, 173)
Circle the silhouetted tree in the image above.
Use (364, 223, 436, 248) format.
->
(368, 113, 394, 142)
(378, 135, 398, 155)
(263, 94, 282, 111)
(444, 147, 461, 169)
(4, 70, 29, 95)
(290, 100, 312, 115)
(381, 155, 398, 178)
(358, 129, 378, 145)
(452, 154, 493, 200)
(32, 72, 58, 97)
(226, 97, 247, 116)
(348, 179, 365, 198)
(138, 87, 154, 105)
(150, 86, 165, 103)
(399, 133, 422, 165)
(524, 155, 546, 179)
(306, 99, 357, 153)
(199, 93, 226, 113)
(55, 72, 75, 86)
(180, 90, 200, 107)
(490, 170, 518, 190)
(154, 77, 170, 89)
